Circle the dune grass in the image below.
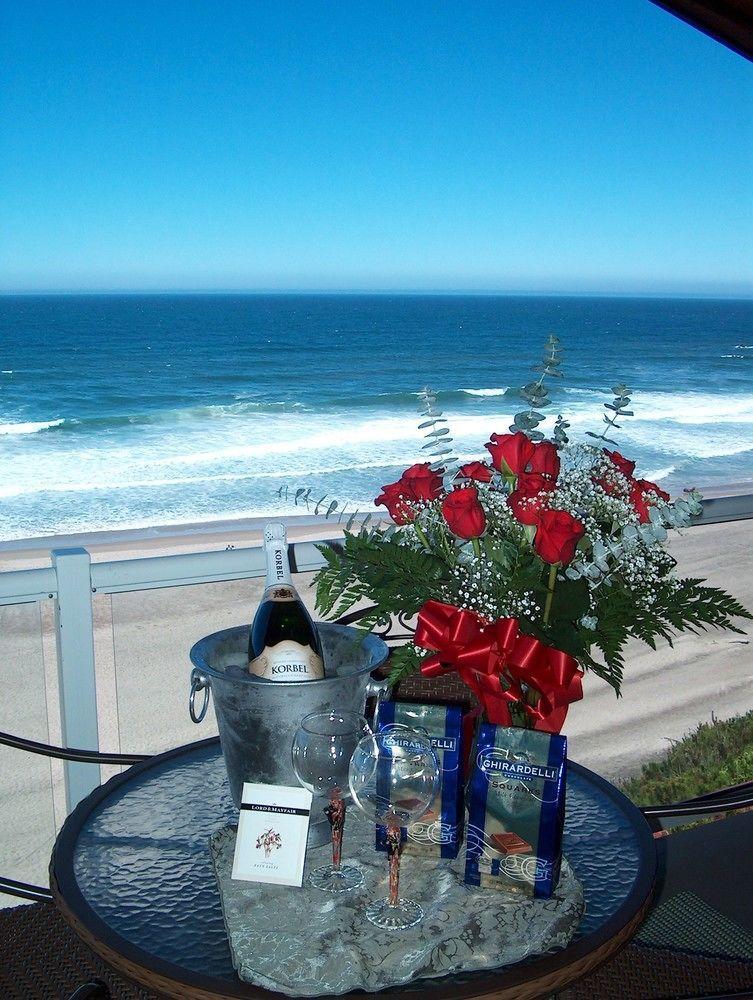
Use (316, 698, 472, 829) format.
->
(619, 711, 753, 806)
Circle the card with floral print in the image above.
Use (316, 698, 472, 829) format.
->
(231, 782, 312, 887)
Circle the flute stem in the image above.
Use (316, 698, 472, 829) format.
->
(386, 820, 402, 906)
(324, 793, 345, 872)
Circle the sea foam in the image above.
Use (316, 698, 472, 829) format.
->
(0, 418, 64, 435)
(460, 387, 509, 397)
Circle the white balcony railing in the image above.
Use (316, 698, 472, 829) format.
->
(0, 491, 751, 818)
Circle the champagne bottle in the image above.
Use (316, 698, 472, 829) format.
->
(248, 522, 325, 681)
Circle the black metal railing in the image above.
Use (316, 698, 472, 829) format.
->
(0, 731, 149, 767)
(0, 733, 150, 902)
(0, 876, 53, 903)
(642, 780, 753, 822)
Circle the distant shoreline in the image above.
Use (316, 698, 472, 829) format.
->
(0, 511, 360, 570)
(1, 479, 751, 567)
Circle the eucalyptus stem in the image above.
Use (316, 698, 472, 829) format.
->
(543, 564, 558, 625)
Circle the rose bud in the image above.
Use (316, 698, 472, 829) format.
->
(485, 431, 536, 476)
(533, 509, 586, 566)
(456, 461, 493, 483)
(441, 486, 487, 540)
(529, 441, 560, 480)
(375, 481, 415, 524)
(604, 449, 636, 479)
(399, 462, 444, 502)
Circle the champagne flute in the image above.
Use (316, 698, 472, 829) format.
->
(291, 710, 371, 891)
(349, 725, 440, 929)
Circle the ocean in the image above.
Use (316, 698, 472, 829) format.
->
(0, 294, 752, 541)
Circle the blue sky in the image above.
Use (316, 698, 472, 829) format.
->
(1, 1, 751, 294)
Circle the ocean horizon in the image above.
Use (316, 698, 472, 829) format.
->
(1, 293, 752, 541)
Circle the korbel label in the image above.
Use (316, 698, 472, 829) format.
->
(248, 640, 324, 682)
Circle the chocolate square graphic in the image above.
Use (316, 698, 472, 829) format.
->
(490, 832, 533, 856)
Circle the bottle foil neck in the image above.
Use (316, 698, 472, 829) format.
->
(264, 541, 293, 588)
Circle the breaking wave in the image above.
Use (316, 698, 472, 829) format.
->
(0, 419, 65, 435)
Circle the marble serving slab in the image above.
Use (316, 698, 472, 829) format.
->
(209, 811, 584, 997)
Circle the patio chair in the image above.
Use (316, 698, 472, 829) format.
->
(0, 899, 156, 999)
(557, 808, 753, 999)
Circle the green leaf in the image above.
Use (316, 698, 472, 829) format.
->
(548, 577, 591, 622)
(387, 644, 427, 686)
(484, 538, 519, 568)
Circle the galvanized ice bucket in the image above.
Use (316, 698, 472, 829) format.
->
(189, 623, 390, 847)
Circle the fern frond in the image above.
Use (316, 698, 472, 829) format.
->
(313, 530, 450, 624)
(387, 643, 427, 687)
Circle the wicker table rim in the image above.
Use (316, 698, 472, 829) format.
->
(49, 736, 657, 1000)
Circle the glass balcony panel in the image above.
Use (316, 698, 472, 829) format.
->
(0, 602, 56, 906)
(91, 591, 123, 784)
(109, 572, 318, 757)
(567, 523, 753, 799)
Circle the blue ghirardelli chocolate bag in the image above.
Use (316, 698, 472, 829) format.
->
(464, 723, 567, 898)
(375, 699, 465, 859)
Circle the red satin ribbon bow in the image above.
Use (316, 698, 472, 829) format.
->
(414, 600, 583, 733)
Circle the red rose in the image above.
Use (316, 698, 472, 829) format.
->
(533, 509, 586, 566)
(604, 449, 636, 479)
(594, 476, 620, 497)
(637, 478, 670, 502)
(509, 491, 548, 526)
(456, 461, 493, 483)
(399, 463, 444, 502)
(374, 481, 415, 524)
(441, 486, 487, 539)
(514, 473, 556, 497)
(485, 431, 536, 476)
(508, 474, 556, 525)
(375, 463, 444, 524)
(629, 478, 670, 523)
(529, 441, 560, 480)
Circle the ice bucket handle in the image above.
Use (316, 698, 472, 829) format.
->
(365, 675, 391, 703)
(363, 675, 391, 725)
(189, 667, 211, 724)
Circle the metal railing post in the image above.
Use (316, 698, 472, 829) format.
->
(51, 548, 101, 811)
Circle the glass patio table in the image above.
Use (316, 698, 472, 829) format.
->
(50, 737, 656, 1000)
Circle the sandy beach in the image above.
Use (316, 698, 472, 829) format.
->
(1, 506, 751, 903)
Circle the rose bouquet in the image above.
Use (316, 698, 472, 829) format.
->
(309, 339, 750, 733)
(256, 828, 283, 858)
